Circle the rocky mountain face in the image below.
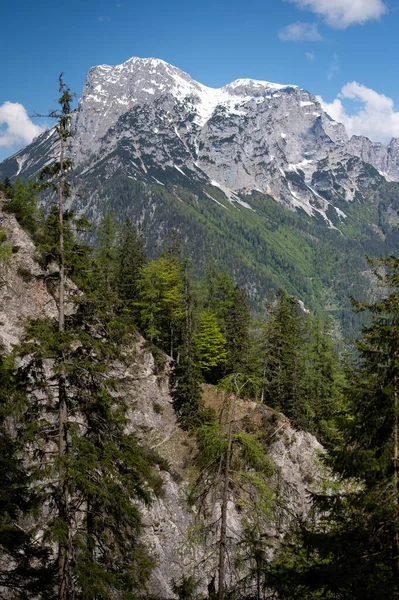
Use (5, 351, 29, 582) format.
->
(2, 56, 395, 221)
(0, 193, 325, 597)
(348, 136, 399, 181)
(2, 57, 399, 331)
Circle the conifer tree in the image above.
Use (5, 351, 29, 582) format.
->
(14, 79, 160, 599)
(95, 211, 117, 291)
(15, 219, 160, 598)
(194, 311, 227, 374)
(203, 265, 235, 332)
(261, 292, 307, 426)
(115, 217, 146, 321)
(171, 261, 205, 430)
(36, 75, 74, 599)
(303, 316, 345, 444)
(137, 254, 185, 357)
(3, 178, 41, 235)
(268, 257, 399, 599)
(191, 378, 274, 600)
(224, 285, 251, 375)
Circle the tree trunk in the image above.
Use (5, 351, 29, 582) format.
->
(393, 370, 399, 600)
(57, 116, 69, 600)
(260, 357, 267, 404)
(394, 374, 398, 505)
(218, 383, 238, 600)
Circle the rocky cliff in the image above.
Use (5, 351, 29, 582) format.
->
(348, 136, 399, 181)
(0, 195, 57, 351)
(0, 194, 326, 597)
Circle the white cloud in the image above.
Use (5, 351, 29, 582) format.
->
(0, 102, 45, 149)
(305, 51, 315, 61)
(278, 22, 323, 41)
(286, 0, 387, 28)
(317, 82, 399, 144)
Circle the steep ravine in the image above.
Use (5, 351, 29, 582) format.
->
(0, 195, 325, 597)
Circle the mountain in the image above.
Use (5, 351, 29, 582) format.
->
(2, 56, 399, 333)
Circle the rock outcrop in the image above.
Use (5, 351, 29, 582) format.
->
(0, 195, 326, 597)
(0, 195, 57, 350)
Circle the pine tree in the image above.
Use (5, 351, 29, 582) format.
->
(303, 316, 345, 444)
(171, 261, 205, 430)
(0, 351, 52, 598)
(36, 75, 74, 599)
(261, 292, 307, 426)
(3, 178, 41, 235)
(224, 284, 251, 376)
(203, 265, 235, 332)
(171, 353, 204, 430)
(268, 257, 399, 600)
(340, 255, 399, 598)
(1, 176, 12, 196)
(95, 211, 118, 291)
(15, 223, 160, 598)
(115, 218, 146, 321)
(14, 78, 160, 598)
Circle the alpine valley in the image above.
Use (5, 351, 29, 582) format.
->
(3, 56, 399, 333)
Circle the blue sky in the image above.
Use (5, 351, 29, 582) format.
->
(1, 0, 399, 161)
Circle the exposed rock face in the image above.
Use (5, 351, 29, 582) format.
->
(0, 198, 326, 597)
(0, 196, 57, 350)
(0, 56, 396, 225)
(348, 135, 399, 181)
(130, 369, 325, 597)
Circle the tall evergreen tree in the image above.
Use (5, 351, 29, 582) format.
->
(261, 292, 308, 426)
(0, 351, 52, 598)
(95, 211, 118, 292)
(3, 178, 41, 235)
(224, 285, 251, 376)
(303, 317, 345, 444)
(268, 257, 399, 600)
(37, 76, 74, 599)
(15, 222, 160, 598)
(115, 218, 146, 321)
(13, 78, 160, 598)
(171, 261, 204, 430)
(203, 265, 236, 333)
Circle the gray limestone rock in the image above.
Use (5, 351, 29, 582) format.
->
(0, 196, 330, 597)
(348, 135, 399, 180)
(2, 56, 397, 226)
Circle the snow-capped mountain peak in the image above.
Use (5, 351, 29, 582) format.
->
(3, 55, 399, 227)
(78, 56, 315, 157)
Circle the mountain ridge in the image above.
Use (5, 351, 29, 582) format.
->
(2, 56, 399, 334)
(3, 56, 397, 225)
(2, 57, 398, 207)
